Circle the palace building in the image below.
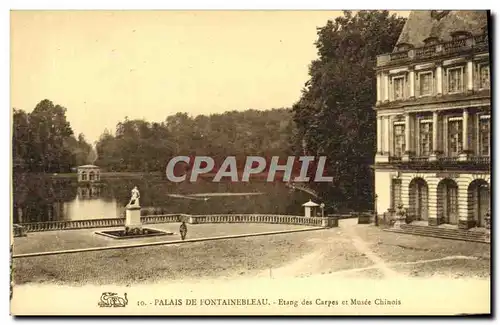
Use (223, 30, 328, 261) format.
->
(374, 10, 491, 230)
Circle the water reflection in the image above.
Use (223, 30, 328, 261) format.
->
(77, 185, 101, 200)
(64, 186, 120, 220)
(12, 174, 313, 223)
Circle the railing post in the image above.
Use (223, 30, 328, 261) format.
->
(189, 215, 198, 224)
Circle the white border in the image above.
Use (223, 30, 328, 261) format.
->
(2, 1, 498, 324)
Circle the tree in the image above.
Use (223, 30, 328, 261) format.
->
(94, 108, 295, 173)
(292, 10, 406, 211)
(12, 109, 30, 171)
(12, 100, 93, 173)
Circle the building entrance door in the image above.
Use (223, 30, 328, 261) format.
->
(438, 179, 458, 224)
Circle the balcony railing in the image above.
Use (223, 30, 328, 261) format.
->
(389, 51, 408, 62)
(378, 33, 488, 66)
(474, 34, 489, 51)
(410, 156, 429, 163)
(415, 46, 439, 59)
(442, 38, 469, 54)
(439, 156, 459, 163)
(389, 156, 402, 162)
(470, 156, 490, 164)
(383, 155, 490, 165)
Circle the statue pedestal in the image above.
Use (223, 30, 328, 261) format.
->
(125, 206, 142, 232)
(393, 217, 406, 229)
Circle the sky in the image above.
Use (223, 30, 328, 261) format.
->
(11, 10, 409, 144)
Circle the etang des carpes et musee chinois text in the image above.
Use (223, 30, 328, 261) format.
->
(152, 298, 402, 307)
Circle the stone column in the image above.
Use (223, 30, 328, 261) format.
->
(409, 69, 415, 98)
(467, 60, 474, 92)
(427, 185, 440, 226)
(436, 64, 443, 95)
(402, 113, 412, 161)
(384, 73, 389, 102)
(376, 116, 382, 154)
(429, 111, 440, 161)
(384, 116, 390, 155)
(459, 109, 470, 161)
(458, 185, 474, 229)
(376, 73, 381, 103)
(401, 176, 410, 209)
(375, 115, 389, 163)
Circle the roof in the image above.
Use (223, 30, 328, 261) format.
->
(395, 10, 488, 51)
(302, 200, 319, 207)
(77, 164, 99, 169)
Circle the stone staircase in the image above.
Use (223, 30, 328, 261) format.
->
(386, 224, 490, 243)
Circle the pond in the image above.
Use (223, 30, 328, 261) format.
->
(12, 173, 316, 223)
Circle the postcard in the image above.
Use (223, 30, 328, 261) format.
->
(10, 9, 491, 316)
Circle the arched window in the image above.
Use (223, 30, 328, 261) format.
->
(468, 179, 490, 227)
(423, 37, 440, 46)
(395, 42, 413, 52)
(450, 31, 471, 40)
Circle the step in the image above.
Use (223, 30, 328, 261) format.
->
(385, 228, 489, 243)
(401, 225, 487, 236)
(402, 225, 485, 232)
(401, 231, 486, 240)
(386, 230, 488, 243)
(401, 230, 485, 238)
(401, 228, 487, 238)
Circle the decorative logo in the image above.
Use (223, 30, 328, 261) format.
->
(431, 10, 450, 21)
(98, 292, 128, 307)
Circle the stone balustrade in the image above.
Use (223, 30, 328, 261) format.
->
(377, 33, 488, 67)
(14, 213, 344, 233)
(188, 214, 326, 227)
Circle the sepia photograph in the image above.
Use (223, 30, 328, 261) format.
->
(9, 8, 491, 316)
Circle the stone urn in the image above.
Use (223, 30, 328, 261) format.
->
(484, 211, 491, 230)
(393, 204, 407, 229)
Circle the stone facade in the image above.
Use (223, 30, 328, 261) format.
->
(374, 11, 490, 230)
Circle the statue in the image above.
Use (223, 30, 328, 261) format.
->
(393, 204, 406, 229)
(127, 186, 140, 207)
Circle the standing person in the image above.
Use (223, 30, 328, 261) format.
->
(179, 221, 187, 240)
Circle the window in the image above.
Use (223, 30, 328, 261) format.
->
(450, 31, 471, 40)
(393, 76, 405, 100)
(447, 67, 463, 93)
(480, 64, 490, 89)
(419, 121, 433, 156)
(392, 179, 402, 210)
(479, 116, 490, 156)
(419, 72, 433, 96)
(396, 43, 412, 52)
(423, 37, 439, 46)
(393, 123, 406, 157)
(448, 118, 463, 156)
